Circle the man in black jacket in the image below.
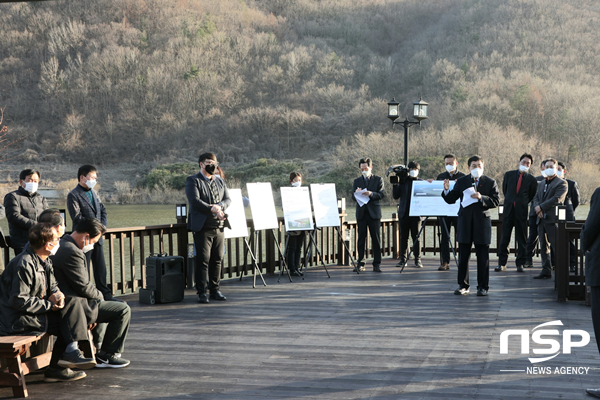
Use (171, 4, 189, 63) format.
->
(581, 186, 600, 399)
(51, 218, 131, 368)
(434, 154, 466, 271)
(352, 157, 385, 272)
(0, 223, 95, 382)
(393, 161, 423, 268)
(186, 152, 231, 303)
(496, 154, 538, 273)
(4, 169, 48, 256)
(442, 155, 500, 296)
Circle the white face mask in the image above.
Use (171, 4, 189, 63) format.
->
(470, 167, 483, 178)
(519, 165, 530, 173)
(556, 170, 564, 179)
(361, 170, 371, 178)
(445, 164, 456, 173)
(86, 179, 97, 189)
(49, 242, 60, 256)
(545, 168, 556, 177)
(541, 170, 548, 178)
(24, 182, 38, 193)
(409, 170, 419, 178)
(82, 241, 95, 253)
(291, 181, 301, 187)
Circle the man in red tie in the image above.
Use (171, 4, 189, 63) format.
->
(495, 154, 539, 273)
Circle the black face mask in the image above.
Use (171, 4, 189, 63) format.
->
(205, 164, 216, 175)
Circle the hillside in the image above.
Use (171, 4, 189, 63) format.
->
(1, 0, 599, 199)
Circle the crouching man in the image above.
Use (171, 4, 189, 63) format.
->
(51, 217, 131, 368)
(0, 223, 96, 382)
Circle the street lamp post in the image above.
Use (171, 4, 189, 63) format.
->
(387, 97, 428, 166)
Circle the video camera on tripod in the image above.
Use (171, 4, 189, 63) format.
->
(386, 164, 410, 184)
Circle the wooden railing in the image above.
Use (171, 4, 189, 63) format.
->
(0, 211, 586, 301)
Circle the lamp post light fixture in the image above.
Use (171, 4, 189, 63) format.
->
(176, 203, 187, 223)
(387, 97, 429, 166)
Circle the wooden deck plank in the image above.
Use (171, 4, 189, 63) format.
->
(1, 257, 598, 399)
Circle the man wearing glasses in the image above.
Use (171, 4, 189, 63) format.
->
(185, 153, 231, 303)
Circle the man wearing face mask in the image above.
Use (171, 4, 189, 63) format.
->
(51, 217, 131, 368)
(4, 168, 49, 256)
(442, 155, 500, 296)
(495, 154, 538, 273)
(352, 157, 385, 272)
(393, 161, 424, 268)
(524, 160, 548, 268)
(67, 165, 115, 302)
(186, 152, 231, 303)
(532, 158, 568, 279)
(557, 161, 580, 271)
(433, 154, 466, 271)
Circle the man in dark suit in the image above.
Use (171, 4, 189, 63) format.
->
(495, 154, 538, 273)
(558, 161, 580, 271)
(186, 152, 231, 303)
(352, 157, 385, 272)
(524, 160, 547, 268)
(67, 165, 114, 301)
(434, 154, 466, 271)
(393, 161, 423, 268)
(532, 158, 568, 279)
(51, 217, 131, 369)
(581, 186, 600, 399)
(442, 155, 500, 296)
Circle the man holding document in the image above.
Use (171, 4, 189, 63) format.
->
(353, 157, 385, 272)
(442, 155, 500, 296)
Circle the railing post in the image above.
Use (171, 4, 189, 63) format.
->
(338, 198, 347, 266)
(392, 213, 400, 259)
(556, 220, 569, 302)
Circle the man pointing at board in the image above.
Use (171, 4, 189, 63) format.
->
(442, 155, 499, 296)
(186, 152, 231, 304)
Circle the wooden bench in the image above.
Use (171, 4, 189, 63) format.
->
(0, 334, 52, 398)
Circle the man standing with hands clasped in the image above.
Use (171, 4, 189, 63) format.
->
(186, 152, 231, 303)
(442, 155, 499, 296)
(352, 158, 385, 272)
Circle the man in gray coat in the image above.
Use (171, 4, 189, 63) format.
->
(185, 152, 231, 303)
(532, 158, 568, 279)
(583, 187, 600, 398)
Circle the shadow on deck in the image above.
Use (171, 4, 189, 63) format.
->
(1, 257, 598, 400)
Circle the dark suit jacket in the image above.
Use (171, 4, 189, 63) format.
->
(67, 185, 107, 245)
(502, 170, 538, 220)
(529, 175, 546, 217)
(436, 170, 466, 181)
(583, 187, 600, 286)
(564, 179, 580, 221)
(441, 174, 500, 245)
(392, 177, 421, 220)
(185, 172, 231, 232)
(4, 187, 49, 249)
(352, 175, 385, 220)
(532, 177, 568, 224)
(50, 235, 101, 323)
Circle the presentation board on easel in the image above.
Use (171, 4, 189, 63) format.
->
(310, 183, 340, 228)
(224, 189, 249, 239)
(409, 180, 460, 217)
(280, 187, 314, 231)
(247, 182, 279, 230)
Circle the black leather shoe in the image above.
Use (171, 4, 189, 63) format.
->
(354, 262, 365, 272)
(414, 259, 423, 268)
(586, 388, 600, 398)
(373, 265, 382, 272)
(210, 291, 227, 301)
(494, 265, 506, 272)
(438, 263, 449, 271)
(290, 270, 302, 277)
(396, 258, 406, 267)
(454, 286, 469, 295)
(533, 273, 552, 279)
(198, 294, 209, 303)
(523, 261, 533, 268)
(477, 288, 488, 296)
(516, 265, 525, 273)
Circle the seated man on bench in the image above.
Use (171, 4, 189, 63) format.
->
(0, 223, 96, 382)
(51, 217, 131, 368)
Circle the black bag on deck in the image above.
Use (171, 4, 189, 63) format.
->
(141, 253, 185, 304)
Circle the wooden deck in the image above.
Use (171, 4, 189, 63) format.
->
(2, 257, 599, 400)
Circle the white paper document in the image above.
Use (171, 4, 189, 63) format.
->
(461, 187, 478, 208)
(353, 189, 370, 207)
